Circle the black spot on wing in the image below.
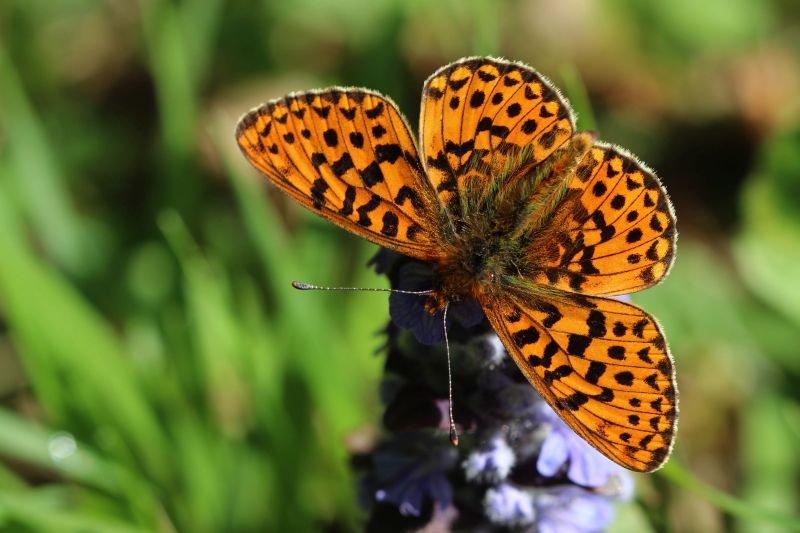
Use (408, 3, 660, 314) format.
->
(489, 125, 510, 138)
(559, 392, 589, 411)
(428, 86, 444, 100)
(538, 127, 559, 149)
(358, 161, 384, 187)
(567, 334, 591, 357)
(372, 124, 387, 139)
(375, 144, 403, 164)
(592, 181, 607, 196)
(311, 152, 328, 169)
(513, 327, 540, 348)
(608, 346, 625, 360)
(614, 371, 634, 386)
(323, 129, 338, 147)
(331, 153, 355, 177)
(539, 302, 562, 328)
(380, 211, 399, 237)
(356, 194, 381, 227)
(650, 214, 664, 232)
(310, 179, 328, 210)
(349, 131, 364, 148)
(585, 361, 607, 385)
(586, 310, 606, 337)
(521, 119, 538, 134)
(448, 77, 469, 91)
(507, 103, 522, 117)
(524, 85, 539, 99)
(544, 365, 573, 385)
(339, 185, 356, 216)
(506, 307, 522, 323)
(365, 101, 385, 119)
(476, 117, 492, 133)
(595, 388, 614, 402)
(626, 228, 643, 243)
(470, 91, 485, 107)
(312, 105, 331, 118)
(445, 139, 475, 157)
(394, 185, 424, 209)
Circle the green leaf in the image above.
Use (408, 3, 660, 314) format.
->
(734, 127, 800, 327)
(0, 188, 170, 490)
(659, 461, 800, 530)
(0, 46, 101, 276)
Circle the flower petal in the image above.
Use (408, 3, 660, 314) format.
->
(537, 428, 568, 477)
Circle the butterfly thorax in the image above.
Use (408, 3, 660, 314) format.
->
(425, 133, 595, 314)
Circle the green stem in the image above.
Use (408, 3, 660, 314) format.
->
(658, 461, 800, 530)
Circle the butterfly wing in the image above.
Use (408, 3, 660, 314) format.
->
(237, 89, 442, 260)
(528, 143, 677, 295)
(482, 292, 677, 472)
(420, 57, 575, 214)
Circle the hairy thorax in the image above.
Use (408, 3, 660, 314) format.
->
(424, 132, 595, 314)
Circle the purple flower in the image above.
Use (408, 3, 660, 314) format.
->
(462, 435, 516, 482)
(389, 262, 484, 345)
(367, 248, 397, 275)
(534, 486, 617, 533)
(484, 483, 536, 527)
(358, 252, 636, 531)
(534, 402, 631, 489)
(478, 332, 508, 367)
(368, 433, 457, 516)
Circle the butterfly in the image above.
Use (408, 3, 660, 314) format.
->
(235, 57, 677, 472)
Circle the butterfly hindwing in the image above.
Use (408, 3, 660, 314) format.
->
(236, 89, 441, 260)
(420, 57, 575, 214)
(483, 292, 677, 472)
(529, 143, 677, 296)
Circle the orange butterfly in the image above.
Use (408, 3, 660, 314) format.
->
(235, 57, 677, 472)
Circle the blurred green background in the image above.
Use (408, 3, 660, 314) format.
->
(0, 0, 799, 531)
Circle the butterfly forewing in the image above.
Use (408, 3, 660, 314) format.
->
(529, 143, 676, 295)
(420, 57, 575, 214)
(482, 293, 677, 472)
(236, 89, 441, 260)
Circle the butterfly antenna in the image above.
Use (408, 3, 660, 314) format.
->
(443, 302, 459, 446)
(292, 281, 434, 295)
